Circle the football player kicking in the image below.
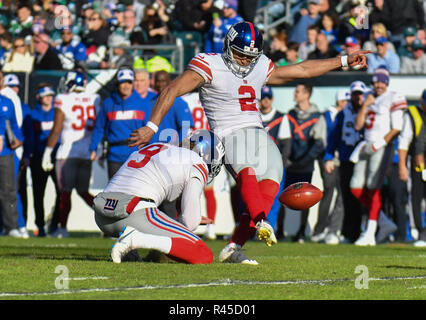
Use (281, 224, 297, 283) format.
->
(95, 130, 224, 264)
(129, 21, 371, 264)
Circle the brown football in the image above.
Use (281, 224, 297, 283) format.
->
(279, 182, 323, 210)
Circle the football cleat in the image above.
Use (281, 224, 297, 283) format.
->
(255, 220, 277, 247)
(111, 226, 136, 263)
(218, 243, 258, 265)
(355, 232, 376, 246)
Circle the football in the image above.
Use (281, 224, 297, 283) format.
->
(279, 182, 323, 210)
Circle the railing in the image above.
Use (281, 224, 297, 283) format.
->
(108, 38, 185, 74)
(255, 0, 293, 40)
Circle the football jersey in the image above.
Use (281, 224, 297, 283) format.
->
(181, 91, 210, 131)
(104, 143, 209, 206)
(54, 92, 101, 159)
(364, 90, 407, 142)
(187, 53, 274, 138)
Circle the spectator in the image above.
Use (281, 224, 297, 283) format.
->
(204, 0, 243, 53)
(298, 25, 319, 60)
(119, 0, 146, 26)
(140, 4, 172, 45)
(311, 89, 349, 244)
(23, 83, 61, 237)
(268, 31, 288, 65)
(397, 26, 418, 58)
(381, 0, 425, 48)
(101, 34, 133, 69)
(368, 0, 387, 26)
(134, 68, 156, 101)
(0, 71, 23, 237)
(173, 0, 214, 32)
(56, 26, 87, 71)
(367, 37, 400, 73)
(399, 89, 426, 246)
(238, 0, 259, 22)
(337, 0, 369, 44)
(307, 32, 339, 59)
(290, 0, 322, 44)
(363, 23, 396, 53)
(283, 83, 327, 243)
(323, 81, 366, 243)
(32, 33, 63, 70)
(8, 1, 33, 39)
(319, 10, 339, 48)
(2, 37, 34, 73)
(0, 14, 8, 37)
(90, 67, 151, 179)
(0, 32, 13, 68)
(400, 39, 426, 74)
(278, 42, 303, 66)
(81, 11, 110, 68)
(120, 9, 146, 43)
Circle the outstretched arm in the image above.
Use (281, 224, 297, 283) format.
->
(129, 70, 204, 148)
(267, 51, 372, 85)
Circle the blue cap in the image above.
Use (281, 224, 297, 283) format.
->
(375, 36, 388, 45)
(372, 67, 390, 85)
(261, 86, 273, 99)
(37, 86, 55, 97)
(117, 68, 134, 83)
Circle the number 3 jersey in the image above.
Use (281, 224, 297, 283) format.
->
(105, 143, 209, 207)
(54, 92, 101, 159)
(363, 90, 407, 142)
(187, 53, 274, 138)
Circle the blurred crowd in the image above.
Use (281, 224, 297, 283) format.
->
(0, 0, 424, 74)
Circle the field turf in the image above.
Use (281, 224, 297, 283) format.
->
(0, 234, 425, 300)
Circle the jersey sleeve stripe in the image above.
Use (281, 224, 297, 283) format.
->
(267, 60, 274, 78)
(390, 102, 408, 112)
(196, 163, 209, 182)
(188, 60, 213, 81)
(193, 164, 207, 184)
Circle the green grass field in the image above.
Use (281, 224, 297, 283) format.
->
(0, 234, 425, 300)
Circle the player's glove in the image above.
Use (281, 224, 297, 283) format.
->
(42, 146, 54, 172)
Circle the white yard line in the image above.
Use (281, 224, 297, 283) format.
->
(0, 275, 425, 297)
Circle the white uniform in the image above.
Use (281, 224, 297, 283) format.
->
(363, 91, 407, 142)
(54, 92, 101, 159)
(188, 53, 274, 139)
(187, 53, 282, 183)
(104, 143, 208, 229)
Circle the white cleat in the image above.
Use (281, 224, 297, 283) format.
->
(413, 240, 426, 247)
(255, 219, 277, 247)
(324, 232, 340, 245)
(218, 243, 258, 265)
(355, 232, 376, 246)
(111, 226, 136, 263)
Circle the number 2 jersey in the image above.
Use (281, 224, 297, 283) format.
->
(187, 53, 274, 138)
(104, 143, 209, 228)
(54, 92, 101, 159)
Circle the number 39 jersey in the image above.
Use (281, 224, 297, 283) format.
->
(188, 53, 274, 138)
(54, 92, 101, 159)
(104, 143, 208, 205)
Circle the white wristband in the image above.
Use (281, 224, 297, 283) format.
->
(146, 121, 159, 133)
(372, 137, 387, 151)
(340, 55, 349, 68)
